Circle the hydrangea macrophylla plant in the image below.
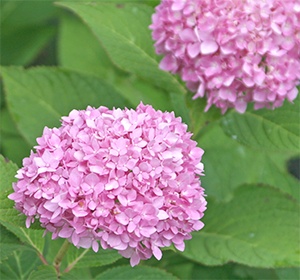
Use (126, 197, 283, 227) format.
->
(8, 103, 207, 266)
(150, 0, 300, 113)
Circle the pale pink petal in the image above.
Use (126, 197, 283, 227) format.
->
(200, 40, 218, 55)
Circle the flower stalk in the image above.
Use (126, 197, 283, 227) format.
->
(53, 240, 70, 277)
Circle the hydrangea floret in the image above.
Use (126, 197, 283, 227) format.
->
(150, 0, 300, 113)
(8, 103, 207, 266)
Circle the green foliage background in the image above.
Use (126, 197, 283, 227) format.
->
(0, 1, 299, 279)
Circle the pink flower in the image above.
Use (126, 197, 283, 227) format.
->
(150, 0, 300, 113)
(8, 103, 206, 266)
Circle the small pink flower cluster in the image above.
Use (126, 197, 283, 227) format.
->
(9, 103, 206, 266)
(150, 0, 300, 113)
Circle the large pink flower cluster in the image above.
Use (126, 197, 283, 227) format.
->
(150, 0, 300, 113)
(9, 103, 206, 266)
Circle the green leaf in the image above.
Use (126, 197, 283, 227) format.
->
(94, 265, 179, 280)
(169, 92, 223, 134)
(65, 246, 121, 270)
(186, 94, 222, 138)
(61, 267, 93, 280)
(56, 2, 186, 95)
(199, 125, 299, 202)
(1, 1, 56, 28)
(234, 265, 300, 280)
(0, 249, 42, 280)
(144, 250, 194, 280)
(1, 1, 57, 66)
(42, 237, 121, 272)
(0, 224, 24, 263)
(0, 107, 31, 166)
(191, 263, 243, 280)
(0, 155, 41, 231)
(0, 222, 45, 257)
(0, 155, 26, 226)
(57, 12, 173, 112)
(275, 267, 300, 279)
(28, 265, 57, 280)
(1, 66, 133, 146)
(58, 12, 117, 78)
(221, 94, 300, 153)
(0, 155, 42, 229)
(1, 25, 56, 66)
(182, 184, 300, 267)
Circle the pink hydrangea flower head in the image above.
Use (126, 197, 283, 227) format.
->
(150, 0, 300, 113)
(8, 103, 206, 266)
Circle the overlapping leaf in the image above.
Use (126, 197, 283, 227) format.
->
(182, 184, 300, 267)
(1, 66, 133, 146)
(221, 93, 300, 153)
(0, 249, 42, 280)
(198, 125, 299, 202)
(57, 2, 186, 95)
(0, 225, 24, 263)
(57, 12, 173, 112)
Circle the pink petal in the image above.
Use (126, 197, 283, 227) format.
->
(130, 252, 140, 267)
(159, 54, 178, 72)
(152, 245, 162, 260)
(200, 40, 218, 54)
(157, 210, 169, 220)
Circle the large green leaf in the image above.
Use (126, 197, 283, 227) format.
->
(182, 184, 300, 267)
(95, 265, 179, 280)
(0, 249, 42, 280)
(57, 12, 173, 112)
(221, 93, 300, 153)
(1, 66, 133, 146)
(198, 125, 299, 202)
(56, 2, 186, 95)
(58, 12, 117, 79)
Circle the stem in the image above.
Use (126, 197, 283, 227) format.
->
(37, 252, 48, 265)
(53, 240, 70, 277)
(63, 248, 89, 273)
